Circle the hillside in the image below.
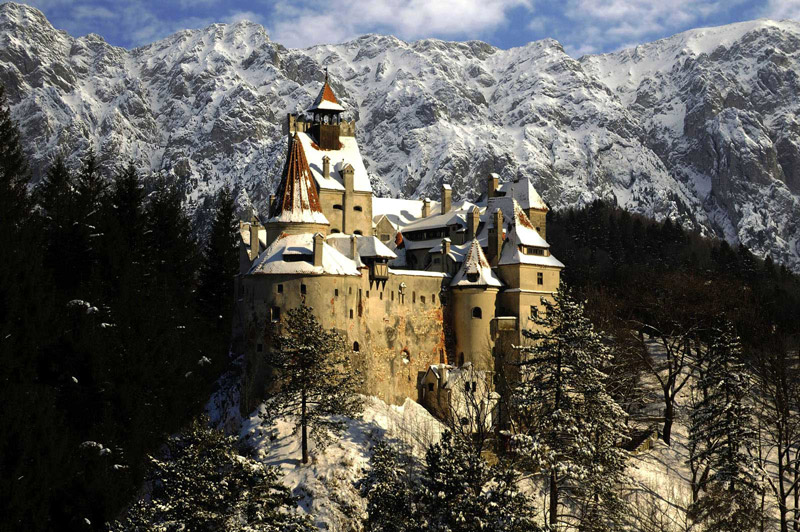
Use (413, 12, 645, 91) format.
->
(0, 3, 798, 268)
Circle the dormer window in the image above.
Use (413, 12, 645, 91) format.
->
(467, 272, 479, 282)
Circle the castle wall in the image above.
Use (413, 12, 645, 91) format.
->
(318, 188, 372, 236)
(240, 269, 447, 413)
(451, 287, 499, 372)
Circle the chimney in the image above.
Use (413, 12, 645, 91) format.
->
(440, 364, 448, 384)
(249, 222, 261, 261)
(488, 174, 499, 199)
(467, 206, 480, 240)
(441, 238, 451, 273)
(488, 208, 503, 266)
(322, 155, 330, 178)
(441, 184, 452, 214)
(313, 233, 324, 267)
(342, 163, 354, 192)
(350, 234, 359, 261)
(269, 193, 276, 214)
(422, 197, 431, 218)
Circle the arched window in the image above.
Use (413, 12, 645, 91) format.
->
(353, 341, 360, 352)
(472, 307, 482, 319)
(354, 205, 363, 212)
(354, 230, 363, 235)
(331, 229, 341, 233)
(333, 204, 343, 210)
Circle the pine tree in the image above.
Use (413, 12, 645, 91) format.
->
(263, 305, 363, 464)
(511, 281, 629, 530)
(360, 441, 416, 532)
(36, 157, 78, 291)
(688, 322, 761, 532)
(73, 151, 108, 290)
(418, 432, 540, 532)
(198, 185, 239, 330)
(111, 417, 314, 532)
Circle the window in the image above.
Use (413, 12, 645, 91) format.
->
(420, 295, 426, 304)
(366, 291, 369, 298)
(353, 341, 360, 352)
(354, 205, 363, 212)
(301, 284, 307, 295)
(335, 288, 339, 297)
(428, 383, 434, 392)
(380, 291, 383, 300)
(349, 287, 352, 295)
(412, 291, 416, 303)
(391, 291, 394, 301)
(354, 230, 363, 235)
(472, 307, 482, 319)
(530, 305, 538, 318)
(331, 228, 341, 234)
(270, 306, 281, 322)
(537, 272, 543, 285)
(349, 309, 354, 319)
(535, 226, 541, 233)
(432, 294, 436, 304)
(257, 343, 263, 352)
(380, 233, 390, 242)
(401, 350, 410, 364)
(277, 284, 283, 294)
(333, 204, 343, 210)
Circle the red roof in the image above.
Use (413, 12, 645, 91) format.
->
(269, 134, 328, 224)
(320, 81, 339, 105)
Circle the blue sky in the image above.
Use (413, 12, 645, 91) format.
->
(18, 0, 800, 56)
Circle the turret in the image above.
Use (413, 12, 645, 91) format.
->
(307, 70, 345, 150)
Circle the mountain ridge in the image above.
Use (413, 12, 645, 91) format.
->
(0, 2, 798, 269)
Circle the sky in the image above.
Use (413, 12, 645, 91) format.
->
(16, 0, 800, 56)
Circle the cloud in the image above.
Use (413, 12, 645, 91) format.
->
(269, 0, 531, 48)
(761, 0, 800, 20)
(540, 0, 751, 56)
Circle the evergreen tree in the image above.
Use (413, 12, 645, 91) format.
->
(511, 282, 629, 530)
(36, 157, 78, 291)
(688, 323, 761, 532)
(263, 305, 363, 464)
(198, 185, 239, 330)
(418, 432, 540, 532)
(73, 151, 108, 290)
(360, 441, 417, 532)
(111, 417, 314, 532)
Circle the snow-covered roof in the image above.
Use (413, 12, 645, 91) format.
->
(450, 240, 503, 288)
(401, 201, 478, 233)
(388, 268, 448, 278)
(427, 240, 471, 263)
(295, 131, 372, 193)
(268, 134, 330, 225)
(497, 177, 548, 211)
(240, 224, 267, 250)
(475, 197, 547, 247)
(248, 233, 360, 276)
(372, 197, 430, 229)
(307, 80, 345, 113)
(498, 244, 565, 268)
(326, 233, 397, 260)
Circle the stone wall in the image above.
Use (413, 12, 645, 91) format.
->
(240, 269, 448, 413)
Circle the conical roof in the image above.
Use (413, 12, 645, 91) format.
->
(307, 76, 345, 112)
(451, 239, 503, 288)
(268, 134, 330, 225)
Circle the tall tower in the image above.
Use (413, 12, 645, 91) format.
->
(307, 70, 345, 150)
(266, 133, 330, 244)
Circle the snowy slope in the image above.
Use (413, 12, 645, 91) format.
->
(1, 3, 799, 268)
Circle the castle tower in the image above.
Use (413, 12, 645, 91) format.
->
(450, 239, 503, 371)
(307, 70, 345, 150)
(266, 133, 330, 244)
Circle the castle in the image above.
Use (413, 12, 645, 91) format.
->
(236, 75, 563, 415)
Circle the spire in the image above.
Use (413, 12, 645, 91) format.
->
(451, 239, 503, 288)
(269, 133, 329, 225)
(307, 72, 344, 113)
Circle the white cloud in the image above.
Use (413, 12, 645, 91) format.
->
(761, 0, 800, 20)
(544, 0, 750, 56)
(269, 0, 530, 48)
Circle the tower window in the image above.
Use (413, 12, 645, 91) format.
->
(472, 307, 482, 319)
(353, 341, 360, 352)
(380, 291, 383, 300)
(420, 295, 426, 304)
(277, 284, 283, 293)
(412, 291, 416, 303)
(331, 229, 341, 234)
(335, 288, 339, 297)
(301, 284, 307, 295)
(391, 291, 394, 301)
(366, 291, 369, 298)
(530, 305, 538, 318)
(333, 204, 343, 210)
(354, 230, 363, 235)
(432, 294, 436, 304)
(349, 309, 354, 319)
(428, 383, 434, 392)
(537, 272, 543, 285)
(270, 307, 281, 322)
(354, 205, 363, 212)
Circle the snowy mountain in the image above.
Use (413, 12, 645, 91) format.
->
(1, 2, 798, 268)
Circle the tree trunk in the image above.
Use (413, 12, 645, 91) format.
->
(549, 471, 558, 529)
(301, 390, 308, 464)
(663, 400, 674, 445)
